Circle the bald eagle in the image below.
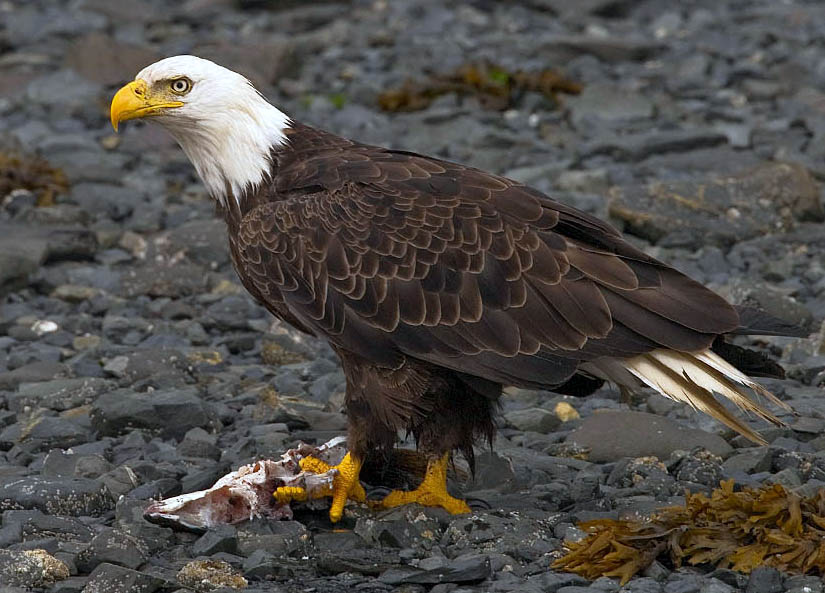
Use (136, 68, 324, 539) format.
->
(112, 56, 799, 523)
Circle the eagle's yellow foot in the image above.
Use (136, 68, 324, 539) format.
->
(379, 453, 471, 515)
(273, 452, 365, 523)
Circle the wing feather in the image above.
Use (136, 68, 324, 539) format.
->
(236, 136, 743, 391)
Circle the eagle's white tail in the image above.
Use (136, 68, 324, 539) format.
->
(583, 349, 790, 444)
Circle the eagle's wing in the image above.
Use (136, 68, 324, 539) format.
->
(236, 146, 739, 387)
(236, 143, 791, 443)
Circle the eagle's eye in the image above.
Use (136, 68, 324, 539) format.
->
(170, 77, 192, 95)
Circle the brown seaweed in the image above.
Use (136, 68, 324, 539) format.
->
(554, 480, 825, 585)
(378, 62, 581, 112)
(0, 149, 69, 207)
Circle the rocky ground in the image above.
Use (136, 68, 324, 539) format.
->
(0, 0, 824, 591)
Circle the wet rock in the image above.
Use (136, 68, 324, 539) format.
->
(0, 548, 69, 588)
(0, 231, 48, 289)
(568, 83, 655, 129)
(379, 554, 491, 585)
(540, 35, 663, 63)
(177, 559, 247, 591)
(83, 563, 164, 593)
(9, 378, 114, 413)
(235, 520, 307, 557)
(0, 476, 112, 516)
(745, 567, 783, 593)
(118, 263, 210, 298)
(0, 361, 71, 390)
(721, 448, 772, 477)
(76, 528, 147, 573)
(192, 525, 239, 556)
(503, 408, 562, 433)
(566, 411, 732, 462)
(609, 162, 823, 246)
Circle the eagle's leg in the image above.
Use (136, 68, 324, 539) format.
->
(379, 453, 471, 515)
(273, 451, 366, 523)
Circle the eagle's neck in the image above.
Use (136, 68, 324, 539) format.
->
(168, 99, 290, 209)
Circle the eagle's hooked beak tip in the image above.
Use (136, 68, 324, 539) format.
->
(110, 79, 182, 133)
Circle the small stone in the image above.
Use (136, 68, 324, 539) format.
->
(721, 448, 772, 477)
(0, 361, 71, 390)
(177, 559, 247, 591)
(192, 525, 238, 556)
(745, 567, 783, 593)
(76, 528, 147, 573)
(554, 402, 580, 422)
(51, 284, 100, 302)
(503, 408, 561, 433)
(567, 411, 732, 462)
(0, 476, 112, 516)
(83, 563, 164, 593)
(0, 548, 69, 587)
(72, 334, 101, 350)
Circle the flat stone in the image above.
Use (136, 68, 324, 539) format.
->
(91, 387, 216, 439)
(380, 554, 491, 585)
(0, 548, 69, 588)
(235, 520, 307, 557)
(176, 559, 247, 591)
(566, 411, 732, 462)
(745, 567, 783, 593)
(83, 563, 164, 593)
(76, 528, 147, 573)
(503, 408, 562, 433)
(192, 524, 238, 556)
(0, 476, 112, 516)
(540, 35, 663, 62)
(609, 161, 824, 247)
(568, 83, 655, 128)
(9, 378, 114, 412)
(0, 361, 71, 390)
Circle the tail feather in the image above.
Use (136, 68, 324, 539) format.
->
(584, 348, 789, 445)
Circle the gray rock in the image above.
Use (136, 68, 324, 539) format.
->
(91, 387, 217, 440)
(721, 448, 772, 477)
(0, 476, 112, 516)
(14, 415, 88, 451)
(82, 563, 164, 593)
(0, 361, 72, 391)
(568, 83, 655, 129)
(0, 232, 48, 289)
(192, 525, 238, 556)
(503, 408, 562, 434)
(567, 411, 732, 462)
(540, 35, 663, 63)
(0, 548, 69, 588)
(235, 520, 307, 557)
(118, 263, 209, 299)
(745, 567, 783, 593)
(608, 162, 823, 246)
(379, 554, 490, 585)
(69, 183, 135, 221)
(9, 378, 114, 413)
(76, 528, 147, 573)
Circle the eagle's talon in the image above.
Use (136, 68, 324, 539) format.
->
(276, 452, 365, 523)
(273, 485, 310, 504)
(380, 453, 471, 515)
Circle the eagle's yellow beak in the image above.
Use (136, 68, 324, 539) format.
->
(110, 79, 184, 132)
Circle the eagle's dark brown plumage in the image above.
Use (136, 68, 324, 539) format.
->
(112, 57, 800, 522)
(222, 123, 788, 463)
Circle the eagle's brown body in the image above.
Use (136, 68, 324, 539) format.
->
(218, 123, 777, 468)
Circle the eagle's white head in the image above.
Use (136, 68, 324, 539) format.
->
(110, 55, 290, 207)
